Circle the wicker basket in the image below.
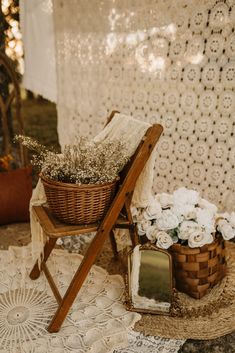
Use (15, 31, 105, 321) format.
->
(169, 236, 227, 299)
(41, 174, 118, 225)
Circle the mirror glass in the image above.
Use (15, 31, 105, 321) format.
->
(139, 250, 171, 302)
(128, 247, 172, 314)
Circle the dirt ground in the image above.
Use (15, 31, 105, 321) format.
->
(0, 98, 234, 353)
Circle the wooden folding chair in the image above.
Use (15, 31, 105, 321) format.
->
(29, 112, 163, 332)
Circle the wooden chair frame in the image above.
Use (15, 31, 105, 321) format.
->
(29, 112, 163, 332)
(0, 52, 27, 166)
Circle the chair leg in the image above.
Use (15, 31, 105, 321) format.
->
(47, 228, 110, 333)
(129, 224, 139, 247)
(30, 237, 57, 280)
(109, 230, 118, 259)
(124, 197, 139, 247)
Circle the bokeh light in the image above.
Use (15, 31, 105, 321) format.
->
(2, 0, 23, 73)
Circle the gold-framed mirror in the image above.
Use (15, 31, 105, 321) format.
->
(126, 244, 174, 315)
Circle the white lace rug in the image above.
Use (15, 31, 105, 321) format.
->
(116, 331, 185, 353)
(0, 245, 184, 353)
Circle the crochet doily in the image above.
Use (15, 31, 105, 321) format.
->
(0, 245, 184, 353)
(53, 0, 235, 211)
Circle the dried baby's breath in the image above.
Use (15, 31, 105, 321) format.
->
(15, 135, 129, 184)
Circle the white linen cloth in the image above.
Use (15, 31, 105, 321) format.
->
(20, 0, 57, 102)
(30, 113, 157, 263)
(94, 113, 156, 207)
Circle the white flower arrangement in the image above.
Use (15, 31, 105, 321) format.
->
(132, 187, 235, 250)
(15, 135, 129, 184)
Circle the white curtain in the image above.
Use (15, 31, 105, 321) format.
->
(20, 0, 57, 102)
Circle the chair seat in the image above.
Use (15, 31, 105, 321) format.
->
(32, 205, 131, 238)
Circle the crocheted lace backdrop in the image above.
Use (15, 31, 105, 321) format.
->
(53, 0, 235, 211)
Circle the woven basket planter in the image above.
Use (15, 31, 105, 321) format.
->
(41, 174, 118, 225)
(169, 236, 227, 299)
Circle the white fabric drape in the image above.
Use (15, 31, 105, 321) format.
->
(53, 0, 235, 212)
(20, 0, 57, 102)
(94, 113, 155, 207)
(30, 178, 47, 266)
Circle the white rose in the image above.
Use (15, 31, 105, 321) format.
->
(156, 209, 180, 231)
(178, 220, 201, 240)
(142, 201, 162, 220)
(131, 206, 138, 219)
(229, 212, 235, 229)
(217, 219, 235, 241)
(155, 193, 173, 209)
(172, 235, 179, 243)
(156, 231, 174, 249)
(196, 208, 215, 234)
(216, 212, 230, 222)
(171, 204, 196, 221)
(173, 187, 199, 206)
(131, 206, 144, 222)
(146, 225, 159, 242)
(137, 220, 151, 235)
(188, 231, 214, 248)
(198, 198, 218, 214)
(185, 210, 197, 220)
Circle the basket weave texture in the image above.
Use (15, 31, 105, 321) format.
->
(41, 174, 118, 225)
(170, 236, 226, 299)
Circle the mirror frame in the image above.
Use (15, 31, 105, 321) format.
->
(125, 243, 174, 315)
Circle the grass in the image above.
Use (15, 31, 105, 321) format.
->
(22, 98, 60, 150)
(16, 98, 59, 185)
